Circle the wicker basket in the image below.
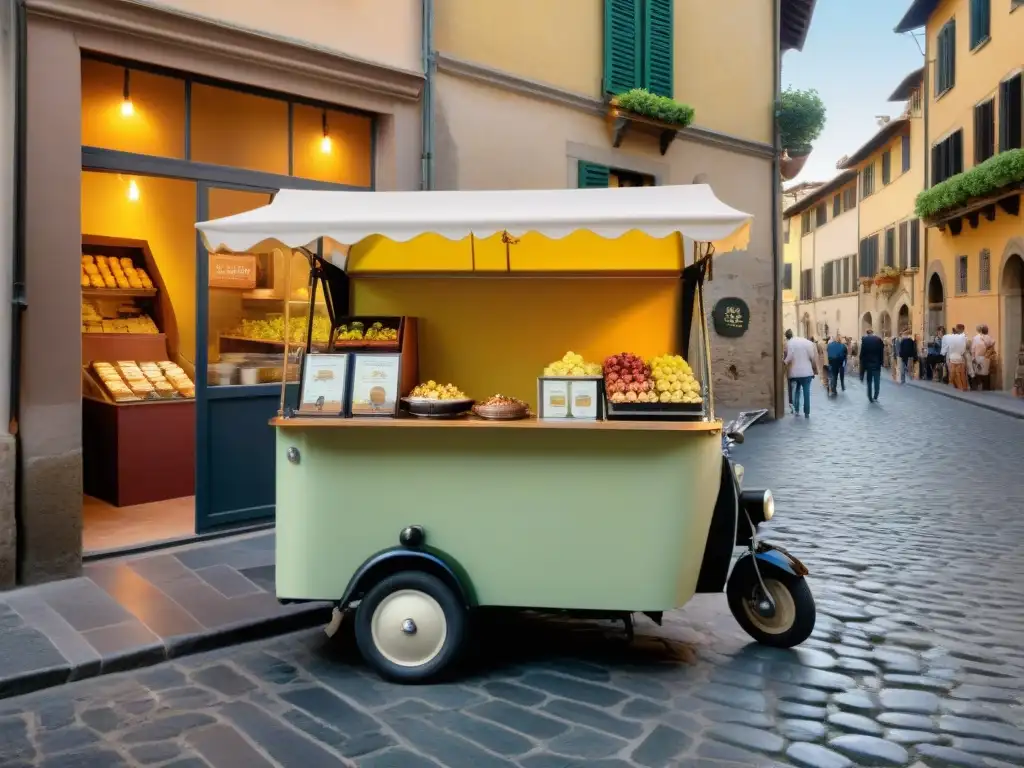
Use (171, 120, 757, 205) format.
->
(473, 402, 529, 420)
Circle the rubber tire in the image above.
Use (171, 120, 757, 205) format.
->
(726, 556, 816, 648)
(354, 570, 467, 683)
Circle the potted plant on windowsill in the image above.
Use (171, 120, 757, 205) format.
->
(874, 266, 901, 295)
(778, 87, 827, 181)
(608, 89, 696, 155)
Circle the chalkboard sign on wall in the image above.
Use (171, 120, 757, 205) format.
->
(712, 297, 750, 338)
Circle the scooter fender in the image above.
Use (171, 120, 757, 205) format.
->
(751, 543, 810, 578)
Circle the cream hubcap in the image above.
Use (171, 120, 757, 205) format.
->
(743, 579, 796, 635)
(370, 589, 448, 667)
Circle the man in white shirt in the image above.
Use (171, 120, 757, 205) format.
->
(783, 330, 818, 417)
(941, 324, 970, 391)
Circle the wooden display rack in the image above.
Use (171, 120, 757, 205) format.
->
(81, 235, 195, 507)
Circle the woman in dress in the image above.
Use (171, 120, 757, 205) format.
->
(970, 324, 996, 390)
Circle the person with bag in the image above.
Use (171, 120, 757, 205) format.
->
(971, 325, 996, 390)
(897, 330, 917, 384)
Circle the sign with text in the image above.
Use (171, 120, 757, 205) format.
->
(712, 297, 750, 338)
(209, 254, 257, 289)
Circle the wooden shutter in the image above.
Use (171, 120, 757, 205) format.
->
(578, 161, 611, 188)
(642, 0, 673, 98)
(910, 219, 920, 268)
(604, 0, 642, 95)
(999, 74, 1023, 152)
(899, 221, 909, 270)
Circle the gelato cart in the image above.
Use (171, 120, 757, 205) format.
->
(196, 185, 815, 682)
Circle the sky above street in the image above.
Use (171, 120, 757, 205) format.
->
(782, 0, 926, 185)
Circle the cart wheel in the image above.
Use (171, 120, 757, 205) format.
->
(354, 570, 466, 683)
(727, 556, 815, 648)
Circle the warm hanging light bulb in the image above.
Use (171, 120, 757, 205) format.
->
(121, 68, 134, 117)
(320, 109, 332, 153)
(127, 179, 140, 201)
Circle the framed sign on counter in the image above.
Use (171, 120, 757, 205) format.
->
(351, 353, 402, 417)
(298, 353, 351, 416)
(537, 376, 605, 420)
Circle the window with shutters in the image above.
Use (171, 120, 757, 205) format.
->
(604, 0, 673, 98)
(577, 161, 611, 188)
(899, 221, 909, 270)
(859, 234, 879, 278)
(783, 263, 793, 289)
(842, 186, 857, 211)
(979, 248, 991, 291)
(833, 194, 841, 218)
(800, 269, 814, 301)
(901, 134, 912, 173)
(910, 219, 921, 269)
(783, 218, 791, 244)
(822, 263, 834, 298)
(974, 99, 995, 163)
(956, 255, 968, 295)
(931, 129, 964, 185)
(884, 227, 896, 268)
(815, 203, 827, 228)
(935, 20, 956, 96)
(801, 210, 812, 232)
(882, 150, 892, 185)
(861, 164, 874, 198)
(969, 0, 990, 49)
(999, 73, 1023, 152)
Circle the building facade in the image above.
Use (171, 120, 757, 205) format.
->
(0, 0, 16, 589)
(782, 181, 824, 334)
(783, 172, 860, 341)
(2, 0, 817, 585)
(840, 69, 926, 340)
(896, 0, 1024, 390)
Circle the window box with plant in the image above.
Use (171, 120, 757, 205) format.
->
(915, 148, 1024, 222)
(874, 265, 902, 293)
(603, 0, 693, 155)
(778, 87, 827, 180)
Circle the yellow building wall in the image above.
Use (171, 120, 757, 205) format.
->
(351, 277, 680, 408)
(675, 0, 774, 144)
(858, 128, 923, 238)
(782, 213, 802, 304)
(434, 0, 775, 145)
(434, 0, 603, 98)
(132, 0, 423, 73)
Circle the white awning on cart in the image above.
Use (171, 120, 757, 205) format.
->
(195, 184, 753, 256)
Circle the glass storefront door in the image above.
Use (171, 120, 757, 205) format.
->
(196, 184, 292, 532)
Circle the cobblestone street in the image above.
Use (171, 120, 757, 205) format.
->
(2, 378, 1023, 768)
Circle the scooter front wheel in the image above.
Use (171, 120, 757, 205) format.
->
(727, 556, 815, 648)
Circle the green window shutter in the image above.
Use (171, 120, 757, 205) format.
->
(578, 162, 610, 188)
(603, 0, 641, 95)
(642, 0, 673, 98)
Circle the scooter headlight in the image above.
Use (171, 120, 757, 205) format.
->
(739, 489, 774, 525)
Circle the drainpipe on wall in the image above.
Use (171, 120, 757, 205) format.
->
(420, 0, 435, 190)
(771, 0, 783, 419)
(922, 53, 931, 335)
(8, 0, 26, 580)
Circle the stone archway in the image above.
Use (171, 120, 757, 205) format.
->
(898, 304, 910, 334)
(880, 310, 892, 339)
(927, 270, 946, 337)
(862, 311, 873, 334)
(1000, 249, 1024, 391)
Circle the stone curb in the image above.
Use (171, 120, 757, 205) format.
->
(903, 380, 1024, 420)
(0, 602, 332, 701)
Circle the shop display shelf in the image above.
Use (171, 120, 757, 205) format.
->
(605, 401, 705, 422)
(219, 334, 330, 352)
(82, 287, 157, 299)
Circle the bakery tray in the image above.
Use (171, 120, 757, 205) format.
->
(400, 398, 474, 417)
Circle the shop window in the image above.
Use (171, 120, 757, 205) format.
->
(610, 169, 655, 187)
(81, 59, 186, 158)
(979, 248, 991, 291)
(292, 104, 372, 187)
(190, 84, 289, 175)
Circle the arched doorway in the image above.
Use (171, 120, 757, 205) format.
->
(802, 312, 812, 339)
(1001, 253, 1024, 391)
(898, 304, 910, 334)
(862, 312, 873, 334)
(880, 310, 892, 339)
(927, 272, 946, 336)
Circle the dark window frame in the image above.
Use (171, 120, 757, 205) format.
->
(969, 0, 990, 50)
(956, 254, 968, 295)
(842, 186, 857, 211)
(901, 134, 912, 173)
(974, 98, 996, 163)
(882, 149, 892, 185)
(899, 220, 909, 270)
(931, 129, 964, 186)
(801, 210, 812, 233)
(935, 19, 956, 97)
(979, 248, 991, 291)
(884, 227, 896, 268)
(910, 219, 921, 269)
(861, 164, 875, 198)
(833, 194, 841, 218)
(815, 203, 827, 228)
(999, 72, 1023, 153)
(783, 262, 793, 289)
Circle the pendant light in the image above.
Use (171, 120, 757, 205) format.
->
(121, 67, 134, 117)
(320, 109, 332, 153)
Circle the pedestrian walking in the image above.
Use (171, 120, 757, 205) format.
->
(860, 328, 884, 403)
(898, 329, 917, 384)
(826, 335, 847, 395)
(942, 324, 970, 392)
(970, 325, 996, 390)
(783, 330, 795, 406)
(816, 338, 830, 389)
(784, 332, 818, 418)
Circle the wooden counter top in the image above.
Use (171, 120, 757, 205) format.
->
(270, 415, 722, 432)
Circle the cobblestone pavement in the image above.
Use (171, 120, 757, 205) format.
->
(2, 377, 1024, 768)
